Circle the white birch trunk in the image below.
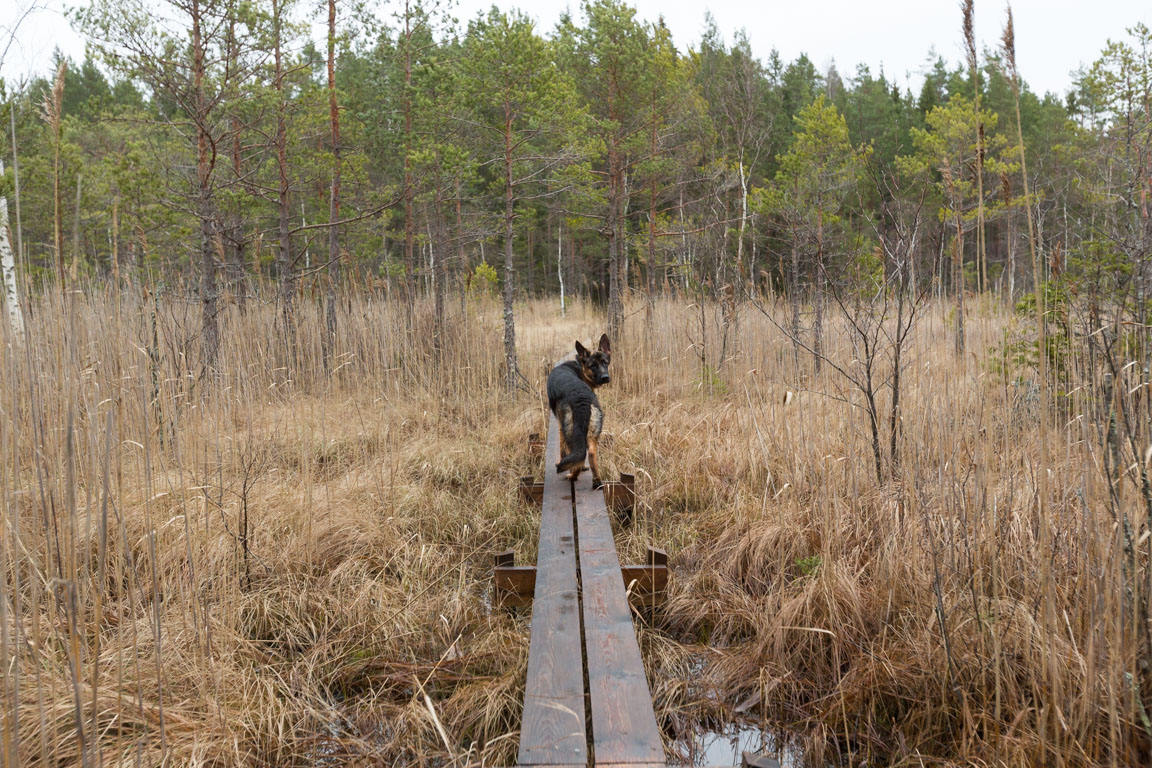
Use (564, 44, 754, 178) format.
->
(0, 190, 24, 339)
(737, 158, 747, 279)
(557, 221, 565, 316)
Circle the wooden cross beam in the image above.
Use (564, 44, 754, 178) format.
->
(520, 472, 636, 518)
(494, 547, 669, 608)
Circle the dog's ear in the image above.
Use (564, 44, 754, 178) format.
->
(598, 334, 611, 358)
(575, 340, 589, 359)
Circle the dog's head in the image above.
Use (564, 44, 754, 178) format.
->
(575, 334, 612, 388)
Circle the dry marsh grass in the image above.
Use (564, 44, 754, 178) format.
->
(0, 284, 1148, 767)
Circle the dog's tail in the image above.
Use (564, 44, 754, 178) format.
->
(556, 401, 590, 473)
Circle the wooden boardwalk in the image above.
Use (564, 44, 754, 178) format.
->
(515, 406, 666, 767)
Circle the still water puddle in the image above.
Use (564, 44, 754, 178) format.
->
(672, 721, 804, 767)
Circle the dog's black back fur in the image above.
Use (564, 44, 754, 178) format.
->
(546, 334, 611, 484)
(547, 360, 597, 418)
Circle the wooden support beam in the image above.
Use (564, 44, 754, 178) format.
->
(495, 562, 668, 606)
(742, 752, 782, 768)
(603, 472, 636, 520)
(494, 551, 534, 608)
(646, 546, 668, 567)
(620, 564, 668, 596)
(519, 477, 544, 506)
(495, 570, 537, 606)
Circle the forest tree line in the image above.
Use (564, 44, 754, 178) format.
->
(0, 0, 1150, 387)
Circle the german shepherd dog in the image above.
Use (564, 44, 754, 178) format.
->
(547, 334, 612, 488)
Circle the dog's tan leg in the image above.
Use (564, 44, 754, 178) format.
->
(588, 434, 602, 489)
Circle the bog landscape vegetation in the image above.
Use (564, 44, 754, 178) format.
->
(1, 0, 1151, 765)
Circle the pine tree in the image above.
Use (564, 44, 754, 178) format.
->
(557, 0, 654, 336)
(461, 8, 577, 391)
(758, 95, 860, 371)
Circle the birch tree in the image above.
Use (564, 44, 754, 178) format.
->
(0, 158, 23, 339)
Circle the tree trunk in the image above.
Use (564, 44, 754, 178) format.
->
(9, 105, 22, 269)
(433, 190, 445, 356)
(813, 207, 824, 373)
(678, 187, 687, 290)
(111, 196, 119, 286)
(526, 226, 533, 296)
(50, 65, 65, 295)
(70, 172, 82, 281)
(455, 174, 466, 317)
(193, 0, 219, 373)
(646, 210, 656, 324)
(1004, 173, 1016, 302)
(269, 0, 294, 373)
(323, 0, 341, 372)
(620, 171, 630, 295)
(402, 0, 416, 321)
(889, 275, 906, 480)
(502, 112, 519, 392)
(976, 121, 987, 293)
(1, 179, 25, 339)
(273, 0, 295, 367)
(558, 219, 565, 316)
(789, 223, 800, 369)
(53, 123, 64, 289)
(226, 9, 246, 313)
(953, 204, 965, 355)
(647, 116, 658, 325)
(607, 144, 623, 337)
(737, 152, 748, 287)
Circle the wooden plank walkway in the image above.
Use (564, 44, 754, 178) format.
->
(518, 417, 587, 766)
(573, 472, 665, 765)
(516, 381, 666, 767)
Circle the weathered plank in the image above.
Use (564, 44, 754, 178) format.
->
(572, 473, 665, 766)
(517, 416, 587, 766)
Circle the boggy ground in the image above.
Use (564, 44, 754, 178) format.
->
(1, 288, 1147, 767)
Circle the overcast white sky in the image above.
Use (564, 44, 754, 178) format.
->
(3, 0, 1149, 97)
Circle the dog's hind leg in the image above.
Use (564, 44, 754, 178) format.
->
(556, 405, 572, 466)
(555, 402, 588, 481)
(587, 434, 602, 489)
